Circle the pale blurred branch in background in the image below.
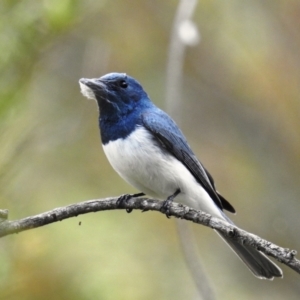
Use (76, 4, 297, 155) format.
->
(0, 198, 299, 276)
(165, 1, 213, 299)
(165, 0, 200, 122)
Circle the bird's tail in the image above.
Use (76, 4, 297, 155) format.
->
(216, 229, 283, 279)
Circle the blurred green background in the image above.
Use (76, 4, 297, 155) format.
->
(1, 0, 300, 299)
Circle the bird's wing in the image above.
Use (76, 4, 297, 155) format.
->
(141, 110, 235, 213)
(202, 166, 235, 213)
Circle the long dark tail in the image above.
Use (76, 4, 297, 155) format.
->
(216, 230, 283, 279)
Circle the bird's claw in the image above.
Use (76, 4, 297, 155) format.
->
(160, 200, 172, 218)
(116, 194, 131, 206)
(160, 189, 181, 218)
(116, 192, 145, 213)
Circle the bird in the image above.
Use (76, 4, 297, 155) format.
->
(79, 72, 283, 280)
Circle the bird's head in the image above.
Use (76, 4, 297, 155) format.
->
(79, 73, 150, 121)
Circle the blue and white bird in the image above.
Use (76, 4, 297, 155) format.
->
(79, 72, 282, 280)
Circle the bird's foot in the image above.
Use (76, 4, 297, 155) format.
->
(160, 189, 181, 218)
(160, 200, 173, 218)
(117, 192, 145, 213)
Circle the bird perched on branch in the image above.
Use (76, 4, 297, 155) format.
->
(79, 72, 282, 279)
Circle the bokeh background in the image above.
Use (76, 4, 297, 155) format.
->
(1, 0, 300, 299)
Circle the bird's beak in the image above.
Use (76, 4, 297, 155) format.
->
(79, 78, 106, 90)
(79, 78, 106, 101)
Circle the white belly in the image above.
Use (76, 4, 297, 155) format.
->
(102, 126, 224, 218)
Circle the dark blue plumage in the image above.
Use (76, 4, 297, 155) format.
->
(84, 73, 152, 144)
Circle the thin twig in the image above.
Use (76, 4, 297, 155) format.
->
(0, 197, 299, 275)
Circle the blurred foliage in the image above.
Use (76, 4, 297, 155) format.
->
(1, 0, 300, 299)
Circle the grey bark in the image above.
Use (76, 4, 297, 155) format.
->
(0, 197, 298, 275)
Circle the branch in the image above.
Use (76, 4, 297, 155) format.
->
(0, 197, 299, 275)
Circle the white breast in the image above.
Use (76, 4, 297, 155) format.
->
(103, 126, 224, 218)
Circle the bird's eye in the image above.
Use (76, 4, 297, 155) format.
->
(119, 80, 128, 88)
